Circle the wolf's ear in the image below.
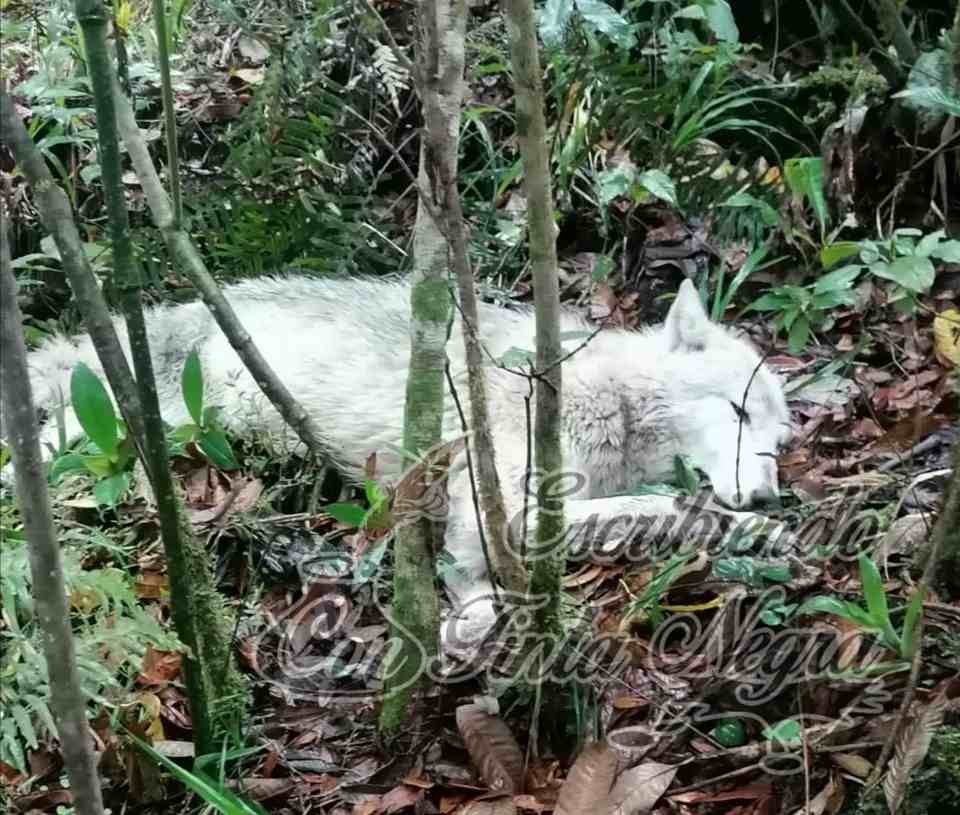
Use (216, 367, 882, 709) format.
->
(665, 279, 711, 351)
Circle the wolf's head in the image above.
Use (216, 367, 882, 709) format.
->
(662, 280, 792, 509)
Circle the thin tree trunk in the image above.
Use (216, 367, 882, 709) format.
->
(0, 83, 147, 465)
(74, 0, 245, 755)
(503, 0, 565, 635)
(378, 0, 466, 732)
(0, 215, 106, 815)
(419, 0, 527, 597)
(930, 438, 960, 598)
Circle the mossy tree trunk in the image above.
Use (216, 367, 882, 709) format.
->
(74, 0, 245, 755)
(378, 0, 464, 733)
(503, 0, 565, 637)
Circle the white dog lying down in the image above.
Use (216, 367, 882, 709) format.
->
(17, 275, 792, 642)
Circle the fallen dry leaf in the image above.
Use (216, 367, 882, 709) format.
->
(933, 308, 960, 367)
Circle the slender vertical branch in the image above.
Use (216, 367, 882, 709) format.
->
(74, 0, 244, 755)
(0, 213, 106, 815)
(151, 0, 183, 224)
(503, 0, 565, 635)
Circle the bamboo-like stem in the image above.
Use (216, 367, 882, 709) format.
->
(0, 213, 106, 815)
(503, 0, 565, 636)
(150, 0, 183, 224)
(74, 0, 226, 754)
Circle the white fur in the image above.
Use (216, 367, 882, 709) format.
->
(11, 275, 792, 644)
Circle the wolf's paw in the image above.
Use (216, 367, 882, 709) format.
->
(440, 599, 498, 659)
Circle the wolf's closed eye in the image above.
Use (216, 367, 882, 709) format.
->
(729, 400, 751, 425)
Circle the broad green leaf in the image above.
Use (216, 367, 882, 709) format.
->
(814, 265, 862, 294)
(701, 0, 739, 42)
(575, 0, 635, 48)
(596, 166, 634, 205)
(169, 423, 201, 444)
(325, 502, 367, 528)
(859, 240, 882, 264)
(931, 240, 960, 263)
(674, 5, 707, 21)
(197, 429, 239, 470)
(93, 472, 130, 507)
(81, 454, 117, 478)
(915, 229, 945, 258)
(819, 242, 861, 269)
(70, 363, 118, 457)
(869, 256, 935, 293)
(48, 453, 88, 483)
(787, 315, 810, 352)
(181, 349, 204, 426)
(637, 169, 677, 206)
(784, 157, 828, 235)
(539, 0, 576, 47)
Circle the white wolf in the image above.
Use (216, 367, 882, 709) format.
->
(14, 275, 791, 642)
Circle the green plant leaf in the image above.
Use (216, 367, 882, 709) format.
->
(93, 472, 130, 507)
(596, 166, 634, 205)
(748, 292, 792, 311)
(819, 242, 861, 269)
(539, 0, 576, 47)
(719, 192, 779, 227)
(814, 265, 862, 293)
(325, 502, 367, 528)
(673, 455, 700, 496)
(48, 453, 89, 483)
(196, 429, 239, 471)
(899, 587, 925, 659)
(575, 0, 635, 48)
(858, 553, 898, 647)
(931, 240, 960, 263)
(127, 732, 267, 815)
(701, 0, 739, 42)
(182, 349, 204, 426)
(869, 256, 935, 293)
(787, 314, 810, 352)
(81, 454, 118, 478)
(636, 169, 677, 206)
(784, 157, 828, 236)
(70, 363, 118, 457)
(764, 719, 801, 744)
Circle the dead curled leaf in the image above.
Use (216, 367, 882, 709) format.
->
(554, 742, 617, 815)
(456, 703, 525, 795)
(607, 761, 677, 815)
(933, 308, 960, 367)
